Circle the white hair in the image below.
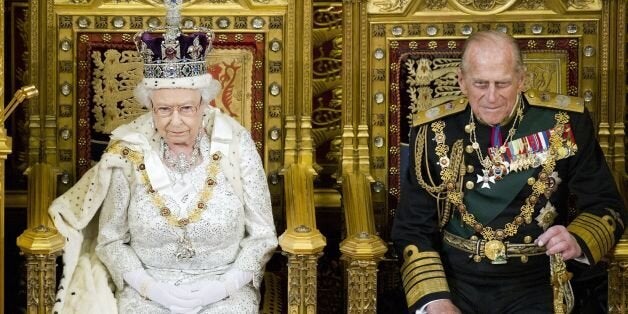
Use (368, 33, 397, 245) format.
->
(133, 73, 221, 109)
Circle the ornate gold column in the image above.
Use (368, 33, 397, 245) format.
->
(0, 0, 6, 306)
(609, 237, 628, 313)
(610, 0, 627, 191)
(608, 1, 628, 311)
(279, 164, 326, 314)
(339, 1, 387, 313)
(280, 0, 324, 311)
(16, 0, 65, 313)
(284, 0, 315, 170)
(340, 172, 387, 313)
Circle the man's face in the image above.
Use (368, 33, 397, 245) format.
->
(457, 42, 525, 125)
(150, 88, 204, 150)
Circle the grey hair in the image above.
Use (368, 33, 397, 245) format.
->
(133, 79, 221, 109)
(460, 30, 525, 74)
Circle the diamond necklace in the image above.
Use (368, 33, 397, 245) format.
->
(161, 132, 203, 174)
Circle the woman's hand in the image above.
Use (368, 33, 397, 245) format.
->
(184, 280, 228, 307)
(123, 269, 201, 312)
(179, 268, 254, 308)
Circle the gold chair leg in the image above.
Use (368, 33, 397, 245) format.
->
(17, 225, 63, 314)
(285, 252, 322, 314)
(341, 232, 387, 314)
(608, 259, 628, 313)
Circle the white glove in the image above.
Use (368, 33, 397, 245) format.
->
(183, 268, 254, 307)
(221, 268, 254, 296)
(123, 269, 201, 312)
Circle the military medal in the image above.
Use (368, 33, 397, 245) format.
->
(467, 96, 524, 189)
(476, 169, 495, 189)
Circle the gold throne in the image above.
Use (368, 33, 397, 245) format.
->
(4, 0, 628, 313)
(14, 1, 292, 313)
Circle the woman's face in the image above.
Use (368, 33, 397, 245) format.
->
(150, 88, 204, 151)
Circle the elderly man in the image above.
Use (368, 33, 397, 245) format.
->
(392, 30, 626, 314)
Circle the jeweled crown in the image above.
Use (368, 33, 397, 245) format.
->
(134, 0, 214, 83)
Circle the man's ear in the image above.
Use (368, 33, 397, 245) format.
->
(516, 69, 527, 92)
(457, 68, 467, 94)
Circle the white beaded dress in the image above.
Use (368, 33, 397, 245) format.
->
(64, 110, 277, 314)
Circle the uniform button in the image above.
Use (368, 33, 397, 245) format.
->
(465, 181, 475, 190)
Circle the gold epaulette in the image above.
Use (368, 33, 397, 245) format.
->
(525, 89, 584, 113)
(412, 97, 468, 126)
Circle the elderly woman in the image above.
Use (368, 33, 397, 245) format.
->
(48, 1, 277, 313)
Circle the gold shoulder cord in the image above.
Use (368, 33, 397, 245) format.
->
(414, 122, 464, 228)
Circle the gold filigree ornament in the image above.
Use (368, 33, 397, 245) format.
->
(536, 201, 558, 231)
(444, 112, 570, 263)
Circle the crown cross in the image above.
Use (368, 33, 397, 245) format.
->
(162, 41, 181, 62)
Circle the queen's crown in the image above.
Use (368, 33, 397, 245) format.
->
(134, 0, 214, 80)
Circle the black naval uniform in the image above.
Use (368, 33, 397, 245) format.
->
(391, 90, 626, 314)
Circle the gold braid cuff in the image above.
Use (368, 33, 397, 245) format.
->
(567, 213, 617, 264)
(400, 245, 449, 307)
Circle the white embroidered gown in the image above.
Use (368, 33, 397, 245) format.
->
(95, 132, 277, 313)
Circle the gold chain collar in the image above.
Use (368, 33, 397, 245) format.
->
(107, 143, 222, 228)
(432, 112, 569, 262)
(449, 112, 568, 240)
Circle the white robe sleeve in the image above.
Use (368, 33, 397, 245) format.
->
(95, 168, 144, 290)
(231, 131, 278, 288)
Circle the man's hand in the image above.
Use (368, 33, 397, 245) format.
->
(535, 225, 582, 260)
(425, 299, 461, 314)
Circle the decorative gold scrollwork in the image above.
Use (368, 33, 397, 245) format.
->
(450, 0, 518, 14)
